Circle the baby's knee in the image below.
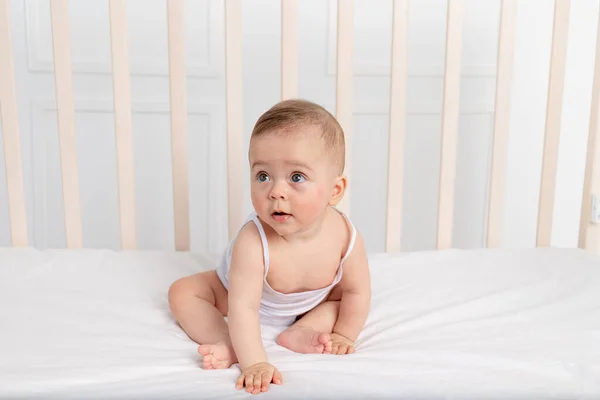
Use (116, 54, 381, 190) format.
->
(167, 278, 190, 313)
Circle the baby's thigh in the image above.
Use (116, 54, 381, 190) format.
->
(169, 270, 229, 316)
(326, 283, 343, 302)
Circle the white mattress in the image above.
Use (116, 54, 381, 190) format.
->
(1, 246, 599, 399)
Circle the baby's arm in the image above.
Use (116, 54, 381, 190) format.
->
(333, 231, 371, 343)
(227, 224, 282, 393)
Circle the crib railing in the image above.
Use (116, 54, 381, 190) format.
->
(2, 0, 599, 253)
(0, 0, 27, 248)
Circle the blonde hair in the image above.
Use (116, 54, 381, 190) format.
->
(249, 99, 346, 173)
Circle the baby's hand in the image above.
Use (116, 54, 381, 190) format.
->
(328, 333, 355, 355)
(236, 362, 282, 395)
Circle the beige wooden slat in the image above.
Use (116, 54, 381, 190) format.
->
(579, 5, 600, 253)
(385, 0, 408, 253)
(335, 0, 353, 216)
(486, 0, 518, 248)
(49, 0, 82, 249)
(109, 0, 137, 251)
(0, 0, 28, 247)
(225, 0, 244, 240)
(167, 0, 190, 251)
(281, 0, 298, 100)
(536, 0, 570, 247)
(436, 0, 463, 250)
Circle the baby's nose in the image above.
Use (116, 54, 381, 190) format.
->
(269, 183, 287, 199)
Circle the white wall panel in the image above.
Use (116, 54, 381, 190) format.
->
(131, 111, 176, 252)
(31, 99, 218, 252)
(503, 0, 554, 249)
(402, 115, 442, 252)
(25, 0, 219, 77)
(351, 113, 389, 253)
(453, 113, 494, 249)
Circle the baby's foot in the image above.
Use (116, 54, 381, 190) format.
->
(277, 327, 333, 354)
(198, 342, 237, 370)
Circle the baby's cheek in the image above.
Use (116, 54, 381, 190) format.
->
(251, 191, 268, 213)
(300, 191, 327, 216)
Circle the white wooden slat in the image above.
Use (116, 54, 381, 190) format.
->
(385, 0, 408, 253)
(436, 0, 463, 250)
(579, 5, 600, 253)
(335, 0, 353, 216)
(0, 0, 28, 247)
(536, 0, 570, 247)
(281, 0, 298, 100)
(225, 0, 244, 240)
(109, 0, 137, 251)
(486, 0, 517, 248)
(49, 0, 82, 249)
(167, 0, 190, 251)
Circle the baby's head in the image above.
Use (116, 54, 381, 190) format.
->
(248, 99, 347, 236)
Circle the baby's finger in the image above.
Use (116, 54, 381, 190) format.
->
(261, 372, 271, 392)
(236, 374, 245, 390)
(253, 374, 262, 394)
(245, 374, 254, 393)
(273, 368, 283, 384)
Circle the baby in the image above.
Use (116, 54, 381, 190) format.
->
(168, 99, 371, 395)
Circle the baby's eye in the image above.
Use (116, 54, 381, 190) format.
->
(291, 173, 305, 183)
(257, 173, 269, 182)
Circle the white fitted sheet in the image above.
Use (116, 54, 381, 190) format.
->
(0, 246, 599, 399)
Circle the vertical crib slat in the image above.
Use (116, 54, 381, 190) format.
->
(335, 0, 353, 216)
(385, 0, 408, 253)
(281, 0, 298, 100)
(486, 0, 517, 248)
(0, 0, 28, 247)
(49, 0, 82, 249)
(536, 0, 570, 247)
(167, 0, 190, 251)
(436, 0, 463, 250)
(225, 0, 244, 240)
(109, 0, 137, 250)
(579, 5, 600, 252)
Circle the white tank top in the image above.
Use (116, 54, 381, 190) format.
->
(215, 209, 357, 325)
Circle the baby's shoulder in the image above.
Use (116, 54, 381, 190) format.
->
(228, 221, 266, 273)
(231, 221, 263, 255)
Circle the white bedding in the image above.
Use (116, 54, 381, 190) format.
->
(0, 246, 599, 399)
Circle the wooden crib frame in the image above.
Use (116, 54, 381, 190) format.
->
(1, 0, 599, 253)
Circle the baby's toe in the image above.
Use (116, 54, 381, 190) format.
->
(317, 332, 331, 346)
(198, 345, 212, 356)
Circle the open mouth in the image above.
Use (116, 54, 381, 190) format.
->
(271, 211, 291, 222)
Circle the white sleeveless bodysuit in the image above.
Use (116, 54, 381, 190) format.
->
(215, 209, 357, 326)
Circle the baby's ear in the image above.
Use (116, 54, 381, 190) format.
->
(329, 174, 347, 206)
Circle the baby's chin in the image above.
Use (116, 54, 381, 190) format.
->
(260, 213, 299, 235)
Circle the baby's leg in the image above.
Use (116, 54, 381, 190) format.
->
(276, 300, 339, 354)
(168, 270, 236, 369)
(276, 285, 343, 354)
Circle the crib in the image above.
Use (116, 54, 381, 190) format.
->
(1, 0, 599, 398)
